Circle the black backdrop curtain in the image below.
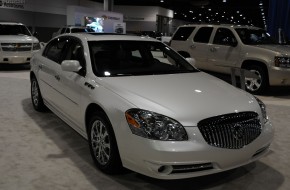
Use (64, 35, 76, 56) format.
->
(268, 0, 290, 42)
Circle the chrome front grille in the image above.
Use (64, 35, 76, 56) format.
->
(197, 112, 261, 149)
(1, 43, 32, 52)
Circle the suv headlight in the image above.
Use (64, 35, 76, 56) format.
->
(274, 56, 290, 68)
(33, 43, 41, 50)
(125, 109, 188, 141)
(254, 96, 269, 123)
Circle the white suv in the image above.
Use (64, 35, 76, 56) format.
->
(170, 24, 290, 94)
(0, 22, 41, 64)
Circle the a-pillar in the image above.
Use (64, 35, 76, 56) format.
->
(104, 0, 114, 11)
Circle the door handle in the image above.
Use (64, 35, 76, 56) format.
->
(210, 47, 217, 52)
(55, 75, 60, 81)
(190, 45, 196, 49)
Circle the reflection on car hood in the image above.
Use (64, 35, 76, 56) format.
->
(256, 44, 290, 55)
(100, 72, 259, 126)
(0, 35, 39, 43)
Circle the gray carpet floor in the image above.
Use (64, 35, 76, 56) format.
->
(0, 66, 289, 190)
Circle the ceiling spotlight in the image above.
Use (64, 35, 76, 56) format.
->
(208, 9, 212, 11)
(259, 2, 263, 6)
(223, 0, 227, 2)
(160, 0, 164, 2)
(237, 11, 240, 13)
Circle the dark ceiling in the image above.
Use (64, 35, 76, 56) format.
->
(91, 0, 269, 28)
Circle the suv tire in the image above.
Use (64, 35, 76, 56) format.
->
(244, 65, 268, 94)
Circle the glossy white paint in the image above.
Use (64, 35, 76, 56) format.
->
(0, 22, 40, 64)
(31, 33, 274, 179)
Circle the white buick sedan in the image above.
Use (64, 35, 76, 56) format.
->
(30, 33, 274, 179)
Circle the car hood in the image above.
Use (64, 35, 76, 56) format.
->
(255, 44, 290, 55)
(99, 72, 259, 126)
(0, 35, 39, 43)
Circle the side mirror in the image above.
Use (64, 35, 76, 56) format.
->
(61, 60, 82, 72)
(230, 41, 238, 47)
(33, 31, 38, 37)
(186, 57, 196, 66)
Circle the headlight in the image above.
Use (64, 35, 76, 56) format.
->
(254, 96, 269, 123)
(274, 56, 290, 68)
(33, 43, 41, 50)
(125, 109, 188, 141)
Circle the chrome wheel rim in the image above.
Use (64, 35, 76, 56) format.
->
(91, 120, 111, 165)
(245, 70, 262, 92)
(31, 80, 39, 106)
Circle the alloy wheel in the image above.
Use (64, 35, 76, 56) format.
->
(91, 120, 111, 165)
(31, 80, 39, 107)
(245, 70, 262, 92)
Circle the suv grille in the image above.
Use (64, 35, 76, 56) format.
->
(197, 112, 261, 149)
(1, 43, 32, 52)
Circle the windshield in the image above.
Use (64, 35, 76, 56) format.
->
(235, 28, 277, 45)
(0, 24, 31, 36)
(89, 40, 198, 77)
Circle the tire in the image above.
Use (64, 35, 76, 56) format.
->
(88, 112, 123, 174)
(244, 65, 268, 94)
(31, 77, 46, 111)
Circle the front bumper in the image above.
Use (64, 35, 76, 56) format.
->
(120, 121, 274, 179)
(0, 51, 35, 64)
(269, 66, 290, 86)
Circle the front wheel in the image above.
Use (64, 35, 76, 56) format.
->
(88, 112, 123, 174)
(244, 65, 268, 94)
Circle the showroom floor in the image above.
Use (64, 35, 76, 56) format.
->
(0, 65, 290, 190)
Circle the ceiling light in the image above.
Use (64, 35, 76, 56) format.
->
(160, 0, 164, 3)
(208, 9, 211, 11)
(223, 0, 226, 2)
(237, 11, 240, 13)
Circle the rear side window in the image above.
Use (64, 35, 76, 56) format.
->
(172, 27, 195, 41)
(194, 27, 213, 43)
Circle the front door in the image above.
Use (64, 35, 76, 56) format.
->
(207, 27, 241, 74)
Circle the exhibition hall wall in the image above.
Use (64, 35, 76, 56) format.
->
(0, 0, 188, 42)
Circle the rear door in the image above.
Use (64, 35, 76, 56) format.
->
(38, 37, 69, 109)
(191, 26, 214, 70)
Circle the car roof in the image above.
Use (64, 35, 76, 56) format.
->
(0, 22, 24, 25)
(57, 33, 160, 42)
(180, 24, 262, 30)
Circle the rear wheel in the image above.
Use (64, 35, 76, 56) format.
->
(88, 112, 123, 174)
(244, 65, 268, 94)
(31, 77, 46, 111)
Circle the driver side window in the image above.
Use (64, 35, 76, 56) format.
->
(63, 39, 86, 76)
(43, 37, 68, 64)
(213, 28, 237, 46)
